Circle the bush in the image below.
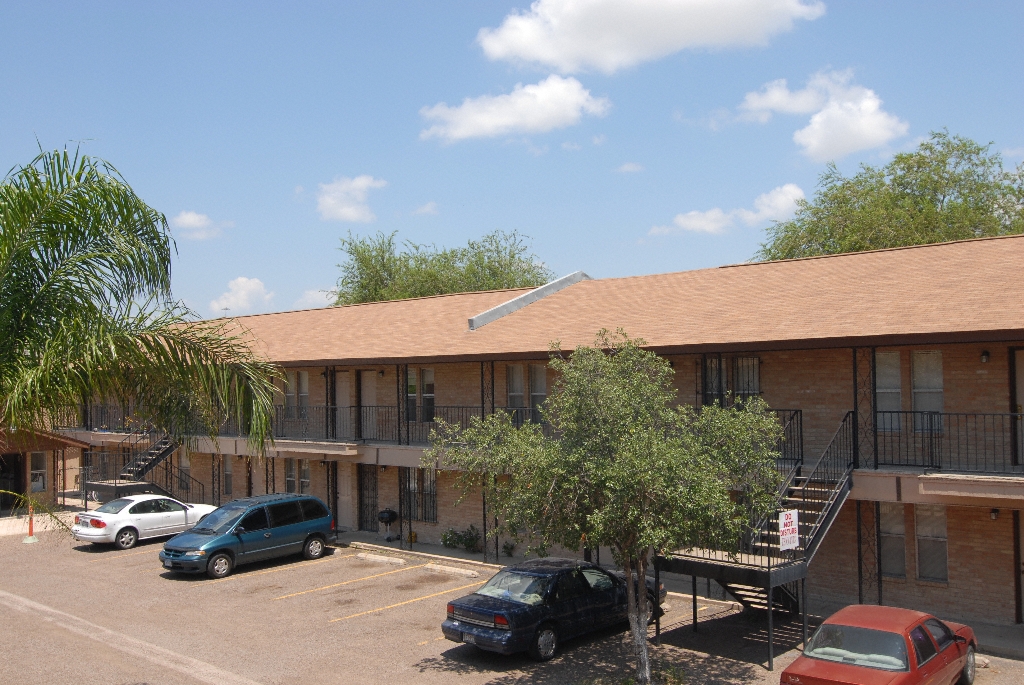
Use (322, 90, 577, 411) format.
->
(460, 524, 481, 553)
(440, 525, 483, 552)
(440, 528, 461, 549)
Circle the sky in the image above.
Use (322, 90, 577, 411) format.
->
(2, 1, 1022, 317)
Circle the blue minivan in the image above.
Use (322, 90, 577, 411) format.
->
(159, 493, 335, 579)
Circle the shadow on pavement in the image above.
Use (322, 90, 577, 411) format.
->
(413, 607, 816, 684)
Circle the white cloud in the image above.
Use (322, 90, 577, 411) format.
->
(592, 134, 606, 145)
(740, 70, 909, 161)
(316, 175, 387, 222)
(478, 0, 825, 74)
(650, 184, 804, 235)
(209, 277, 273, 314)
(169, 210, 231, 240)
(1003, 146, 1024, 159)
(617, 162, 644, 173)
(561, 141, 582, 151)
(293, 289, 334, 309)
(413, 201, 439, 215)
(419, 75, 609, 142)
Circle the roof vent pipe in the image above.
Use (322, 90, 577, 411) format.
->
(468, 271, 591, 330)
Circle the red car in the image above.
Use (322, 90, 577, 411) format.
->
(781, 605, 977, 685)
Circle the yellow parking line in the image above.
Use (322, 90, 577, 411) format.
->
(88, 549, 158, 563)
(273, 563, 428, 600)
(204, 554, 350, 585)
(417, 636, 448, 646)
(329, 581, 484, 623)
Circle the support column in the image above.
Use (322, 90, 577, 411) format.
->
(801, 577, 808, 647)
(692, 575, 698, 631)
(767, 580, 774, 671)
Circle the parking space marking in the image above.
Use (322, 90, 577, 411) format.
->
(0, 588, 262, 685)
(329, 580, 484, 622)
(87, 548, 159, 563)
(273, 562, 428, 600)
(417, 636, 448, 646)
(204, 554, 351, 585)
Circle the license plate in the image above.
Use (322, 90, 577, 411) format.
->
(462, 633, 475, 644)
(163, 560, 173, 568)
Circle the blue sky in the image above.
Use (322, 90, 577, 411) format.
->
(2, 1, 1022, 316)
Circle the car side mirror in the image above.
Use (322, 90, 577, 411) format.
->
(954, 635, 967, 644)
(234, 526, 246, 535)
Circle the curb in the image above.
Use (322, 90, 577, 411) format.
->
(665, 591, 743, 611)
(339, 541, 503, 571)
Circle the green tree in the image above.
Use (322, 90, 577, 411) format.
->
(333, 229, 553, 305)
(0, 149, 277, 454)
(757, 131, 1024, 260)
(427, 331, 782, 684)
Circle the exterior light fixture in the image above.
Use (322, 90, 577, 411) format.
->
(380, 465, 387, 472)
(981, 350, 990, 363)
(991, 508, 999, 520)
(378, 370, 386, 377)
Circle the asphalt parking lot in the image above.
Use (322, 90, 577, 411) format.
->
(2, 531, 1023, 685)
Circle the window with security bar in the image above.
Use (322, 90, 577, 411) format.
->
(732, 357, 761, 400)
(285, 458, 296, 493)
(879, 502, 906, 578)
(703, 355, 760, 406)
(915, 504, 948, 582)
(299, 458, 311, 494)
(400, 466, 437, 523)
(222, 455, 233, 495)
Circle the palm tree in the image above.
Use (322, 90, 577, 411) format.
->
(0, 148, 277, 459)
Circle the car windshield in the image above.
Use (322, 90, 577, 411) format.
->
(189, 505, 246, 534)
(475, 571, 554, 606)
(94, 498, 132, 514)
(805, 624, 909, 672)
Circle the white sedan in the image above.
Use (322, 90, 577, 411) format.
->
(71, 494, 217, 550)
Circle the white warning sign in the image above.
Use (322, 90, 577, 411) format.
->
(779, 509, 800, 551)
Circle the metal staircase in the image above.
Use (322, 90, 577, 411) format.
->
(119, 434, 177, 480)
(84, 425, 207, 504)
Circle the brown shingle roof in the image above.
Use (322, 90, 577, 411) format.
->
(232, 236, 1024, 364)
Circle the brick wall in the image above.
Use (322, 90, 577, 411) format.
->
(808, 500, 1022, 626)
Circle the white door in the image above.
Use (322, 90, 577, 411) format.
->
(159, 498, 189, 534)
(1015, 350, 1024, 463)
(337, 371, 352, 439)
(127, 499, 166, 538)
(360, 370, 378, 439)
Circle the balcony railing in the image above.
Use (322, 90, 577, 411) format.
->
(875, 411, 1024, 474)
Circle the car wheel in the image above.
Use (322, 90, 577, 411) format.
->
(114, 527, 138, 550)
(303, 536, 326, 560)
(958, 646, 976, 685)
(206, 552, 233, 579)
(528, 623, 558, 661)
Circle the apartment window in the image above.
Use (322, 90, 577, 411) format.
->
(400, 467, 437, 523)
(285, 371, 309, 418)
(704, 355, 726, 406)
(299, 459, 311, 494)
(912, 352, 943, 432)
(222, 455, 233, 496)
(529, 364, 546, 421)
(507, 365, 525, 408)
(285, 458, 296, 493)
(30, 452, 46, 493)
(916, 505, 948, 582)
(879, 502, 906, 578)
(421, 369, 435, 422)
(406, 368, 418, 422)
(733, 357, 761, 399)
(876, 352, 902, 432)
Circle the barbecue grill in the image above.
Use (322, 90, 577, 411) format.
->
(378, 508, 398, 541)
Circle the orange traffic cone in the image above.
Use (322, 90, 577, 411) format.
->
(22, 501, 39, 544)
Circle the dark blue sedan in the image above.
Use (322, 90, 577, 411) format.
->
(442, 557, 666, 661)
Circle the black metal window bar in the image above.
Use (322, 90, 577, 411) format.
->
(398, 466, 438, 523)
(702, 355, 761, 408)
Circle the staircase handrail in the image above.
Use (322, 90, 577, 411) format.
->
(796, 410, 856, 557)
(142, 460, 207, 505)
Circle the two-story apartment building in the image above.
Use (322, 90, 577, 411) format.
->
(61, 235, 1024, 630)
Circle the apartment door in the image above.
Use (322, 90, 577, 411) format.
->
(0, 454, 24, 510)
(336, 371, 352, 439)
(357, 463, 378, 532)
